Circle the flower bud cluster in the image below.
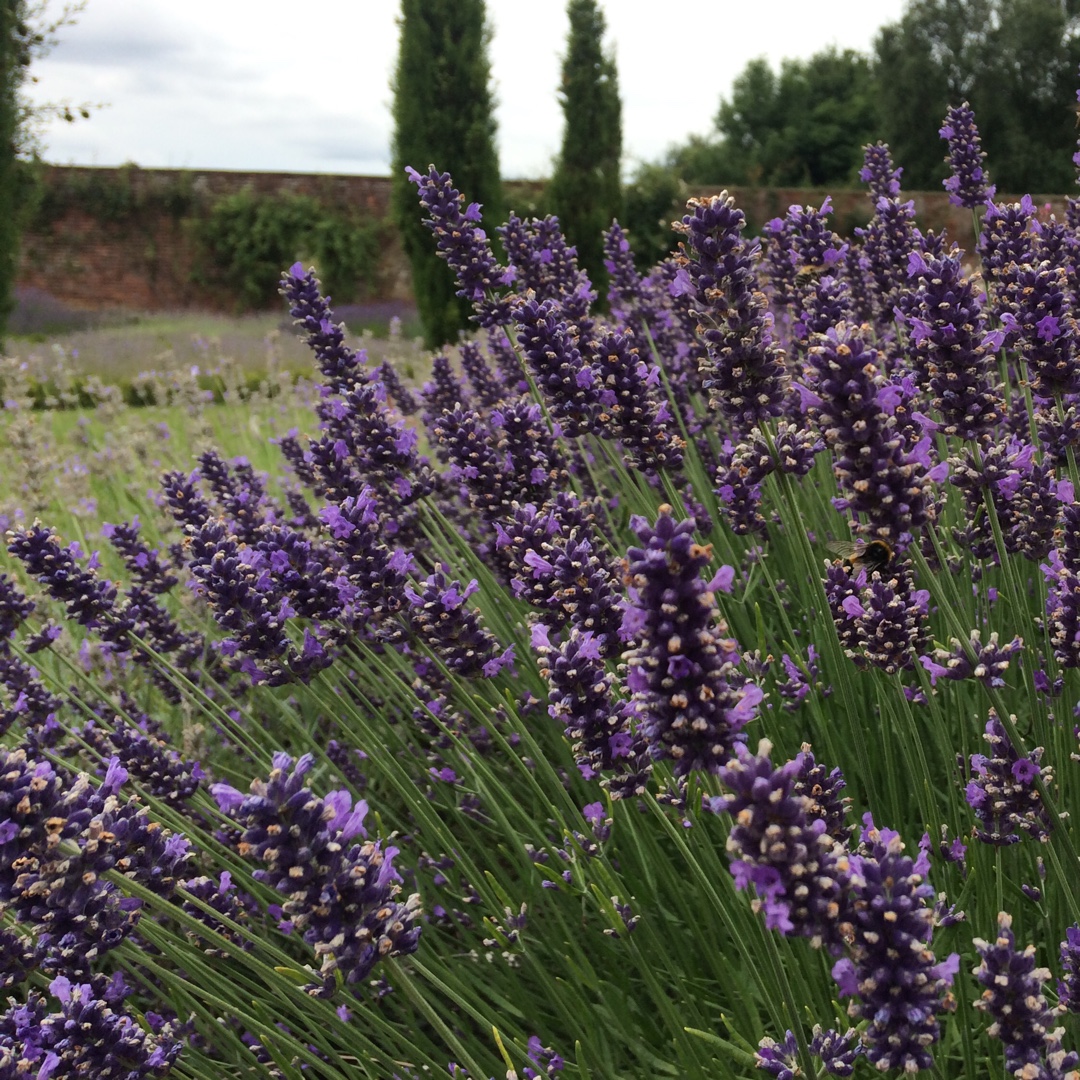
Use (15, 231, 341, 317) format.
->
(672, 193, 790, 426)
(622, 507, 758, 775)
(212, 753, 421, 995)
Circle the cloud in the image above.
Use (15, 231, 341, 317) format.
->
(24, 0, 910, 177)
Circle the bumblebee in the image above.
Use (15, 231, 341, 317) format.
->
(826, 538, 894, 575)
(794, 263, 824, 287)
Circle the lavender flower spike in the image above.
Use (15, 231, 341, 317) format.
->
(407, 165, 513, 327)
(974, 911, 1080, 1079)
(714, 740, 852, 951)
(213, 753, 421, 995)
(834, 817, 960, 1073)
(672, 193, 789, 426)
(965, 711, 1056, 844)
(940, 102, 994, 209)
(623, 506, 758, 775)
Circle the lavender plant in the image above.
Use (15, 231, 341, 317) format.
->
(4, 95, 1080, 1080)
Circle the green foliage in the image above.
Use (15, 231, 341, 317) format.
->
(28, 162, 197, 229)
(873, 0, 1080, 193)
(547, 0, 622, 297)
(0, 1, 23, 348)
(0, 369, 296, 410)
(391, 0, 503, 349)
(1, 1, 91, 349)
(193, 188, 382, 311)
(665, 49, 880, 189)
(621, 161, 683, 268)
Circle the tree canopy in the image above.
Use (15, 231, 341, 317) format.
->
(874, 0, 1080, 193)
(661, 48, 880, 190)
(643, 0, 1080, 201)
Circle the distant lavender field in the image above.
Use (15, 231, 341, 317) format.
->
(7, 287, 424, 380)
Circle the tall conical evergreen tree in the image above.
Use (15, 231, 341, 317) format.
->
(391, 0, 503, 349)
(548, 0, 622, 299)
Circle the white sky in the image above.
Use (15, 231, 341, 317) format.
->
(25, 0, 909, 179)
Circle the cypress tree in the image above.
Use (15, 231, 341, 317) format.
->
(548, 0, 622, 298)
(390, 0, 502, 349)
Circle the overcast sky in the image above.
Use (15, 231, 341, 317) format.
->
(25, 0, 909, 179)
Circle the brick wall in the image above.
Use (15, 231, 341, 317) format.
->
(14, 165, 1069, 313)
(16, 166, 410, 312)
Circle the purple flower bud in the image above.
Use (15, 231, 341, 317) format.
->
(835, 816, 959, 1073)
(407, 166, 513, 327)
(1059, 924, 1080, 1013)
(714, 741, 852, 949)
(281, 263, 366, 392)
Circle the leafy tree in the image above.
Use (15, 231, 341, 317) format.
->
(873, 0, 1080, 193)
(0, 0, 89, 348)
(390, 0, 502, 349)
(622, 160, 683, 269)
(0, 2, 20, 345)
(658, 49, 879, 190)
(547, 0, 622, 296)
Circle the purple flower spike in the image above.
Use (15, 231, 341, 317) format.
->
(407, 165, 513, 328)
(714, 740, 852, 950)
(755, 1030, 800, 1079)
(623, 506, 756, 775)
(513, 297, 605, 438)
(603, 220, 644, 324)
(535, 626, 646, 794)
(0, 980, 183, 1076)
(0, 746, 191, 975)
(836, 817, 959, 1074)
(902, 243, 1002, 439)
(7, 526, 134, 645)
(791, 743, 851, 844)
(672, 193, 790, 426)
(939, 102, 994, 208)
(756, 1026, 864, 1079)
(808, 1026, 863, 1076)
(965, 711, 1055, 844)
(859, 142, 903, 200)
(808, 322, 932, 543)
(215, 753, 421, 995)
(407, 565, 509, 678)
(974, 912, 1079, 1079)
(281, 262, 366, 393)
(919, 629, 1022, 689)
(498, 212, 595, 327)
(101, 518, 179, 595)
(0, 573, 33, 640)
(1059, 924, 1080, 1013)
(591, 327, 684, 471)
(855, 143, 918, 323)
(1001, 260, 1080, 398)
(371, 358, 419, 415)
(524, 1034, 565, 1078)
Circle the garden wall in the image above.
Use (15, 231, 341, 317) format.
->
(14, 164, 1069, 314)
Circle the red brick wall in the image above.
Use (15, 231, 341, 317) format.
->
(17, 166, 408, 312)
(15, 166, 1069, 313)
